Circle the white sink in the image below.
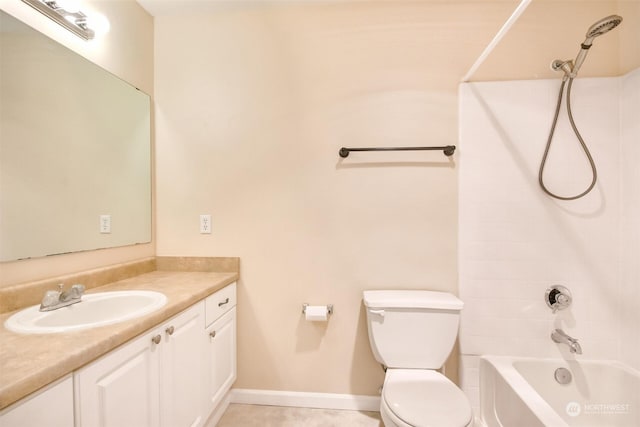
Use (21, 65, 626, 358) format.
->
(4, 290, 167, 334)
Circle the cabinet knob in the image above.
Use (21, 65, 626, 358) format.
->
(218, 298, 230, 307)
(151, 334, 162, 345)
(209, 330, 216, 338)
(166, 326, 175, 336)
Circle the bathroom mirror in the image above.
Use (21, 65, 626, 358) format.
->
(0, 11, 151, 262)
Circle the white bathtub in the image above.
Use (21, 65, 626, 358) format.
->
(479, 355, 640, 427)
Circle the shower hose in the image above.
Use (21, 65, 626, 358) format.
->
(538, 77, 598, 200)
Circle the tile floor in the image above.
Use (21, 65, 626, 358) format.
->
(217, 404, 383, 427)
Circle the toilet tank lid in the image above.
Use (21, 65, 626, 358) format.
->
(363, 290, 463, 310)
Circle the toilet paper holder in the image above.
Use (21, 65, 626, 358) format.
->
(302, 303, 333, 316)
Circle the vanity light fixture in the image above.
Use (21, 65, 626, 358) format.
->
(21, 0, 95, 40)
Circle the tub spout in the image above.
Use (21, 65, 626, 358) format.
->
(551, 329, 582, 354)
(572, 341, 583, 354)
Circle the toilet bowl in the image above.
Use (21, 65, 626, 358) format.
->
(379, 370, 472, 427)
(363, 290, 472, 427)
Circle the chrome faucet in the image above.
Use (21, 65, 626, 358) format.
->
(40, 284, 85, 312)
(551, 329, 582, 354)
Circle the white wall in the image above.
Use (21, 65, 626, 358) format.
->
(619, 69, 640, 369)
(458, 69, 640, 411)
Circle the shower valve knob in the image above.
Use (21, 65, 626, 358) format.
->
(546, 285, 572, 313)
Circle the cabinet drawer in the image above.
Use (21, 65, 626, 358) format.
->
(205, 282, 236, 327)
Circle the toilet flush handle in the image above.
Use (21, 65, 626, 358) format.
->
(369, 309, 385, 317)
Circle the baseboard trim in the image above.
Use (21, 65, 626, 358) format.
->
(229, 389, 380, 412)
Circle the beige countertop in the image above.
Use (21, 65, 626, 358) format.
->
(0, 270, 238, 410)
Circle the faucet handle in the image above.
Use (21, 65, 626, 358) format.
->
(552, 292, 572, 313)
(41, 290, 60, 305)
(69, 284, 85, 298)
(546, 285, 572, 313)
(40, 288, 62, 310)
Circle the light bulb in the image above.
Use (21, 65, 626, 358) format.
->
(85, 13, 110, 36)
(55, 0, 81, 14)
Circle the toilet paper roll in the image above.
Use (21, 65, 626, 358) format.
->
(305, 305, 328, 321)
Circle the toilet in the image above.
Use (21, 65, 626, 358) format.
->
(363, 290, 472, 427)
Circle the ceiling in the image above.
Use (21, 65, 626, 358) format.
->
(136, 0, 638, 83)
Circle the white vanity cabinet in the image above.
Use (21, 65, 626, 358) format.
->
(204, 283, 237, 421)
(2, 281, 237, 427)
(160, 300, 206, 427)
(75, 302, 206, 427)
(0, 375, 74, 427)
(74, 322, 162, 427)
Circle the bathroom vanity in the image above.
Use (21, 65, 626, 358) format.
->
(0, 269, 238, 427)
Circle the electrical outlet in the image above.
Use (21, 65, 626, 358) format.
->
(100, 215, 111, 233)
(200, 214, 212, 234)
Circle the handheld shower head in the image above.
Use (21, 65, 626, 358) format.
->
(585, 15, 623, 42)
(552, 15, 623, 78)
(571, 15, 623, 77)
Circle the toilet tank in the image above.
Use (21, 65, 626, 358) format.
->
(363, 290, 463, 369)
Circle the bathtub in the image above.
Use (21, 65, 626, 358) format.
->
(479, 355, 640, 427)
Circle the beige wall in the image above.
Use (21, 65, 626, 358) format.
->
(0, 0, 154, 286)
(618, 0, 640, 73)
(471, 0, 639, 81)
(154, 2, 515, 395)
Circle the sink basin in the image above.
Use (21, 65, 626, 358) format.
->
(4, 290, 167, 334)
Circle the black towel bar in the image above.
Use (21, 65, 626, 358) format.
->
(338, 145, 456, 158)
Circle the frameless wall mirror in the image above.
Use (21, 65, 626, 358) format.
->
(0, 10, 152, 262)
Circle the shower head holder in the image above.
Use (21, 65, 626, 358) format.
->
(551, 59, 574, 80)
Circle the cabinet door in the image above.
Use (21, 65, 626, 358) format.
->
(75, 330, 161, 427)
(0, 375, 74, 427)
(205, 307, 236, 414)
(161, 303, 206, 427)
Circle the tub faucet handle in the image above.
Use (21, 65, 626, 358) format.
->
(546, 285, 572, 313)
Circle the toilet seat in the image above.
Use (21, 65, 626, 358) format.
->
(382, 369, 472, 427)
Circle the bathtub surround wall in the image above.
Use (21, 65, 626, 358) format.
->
(458, 68, 640, 411)
(619, 69, 640, 370)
